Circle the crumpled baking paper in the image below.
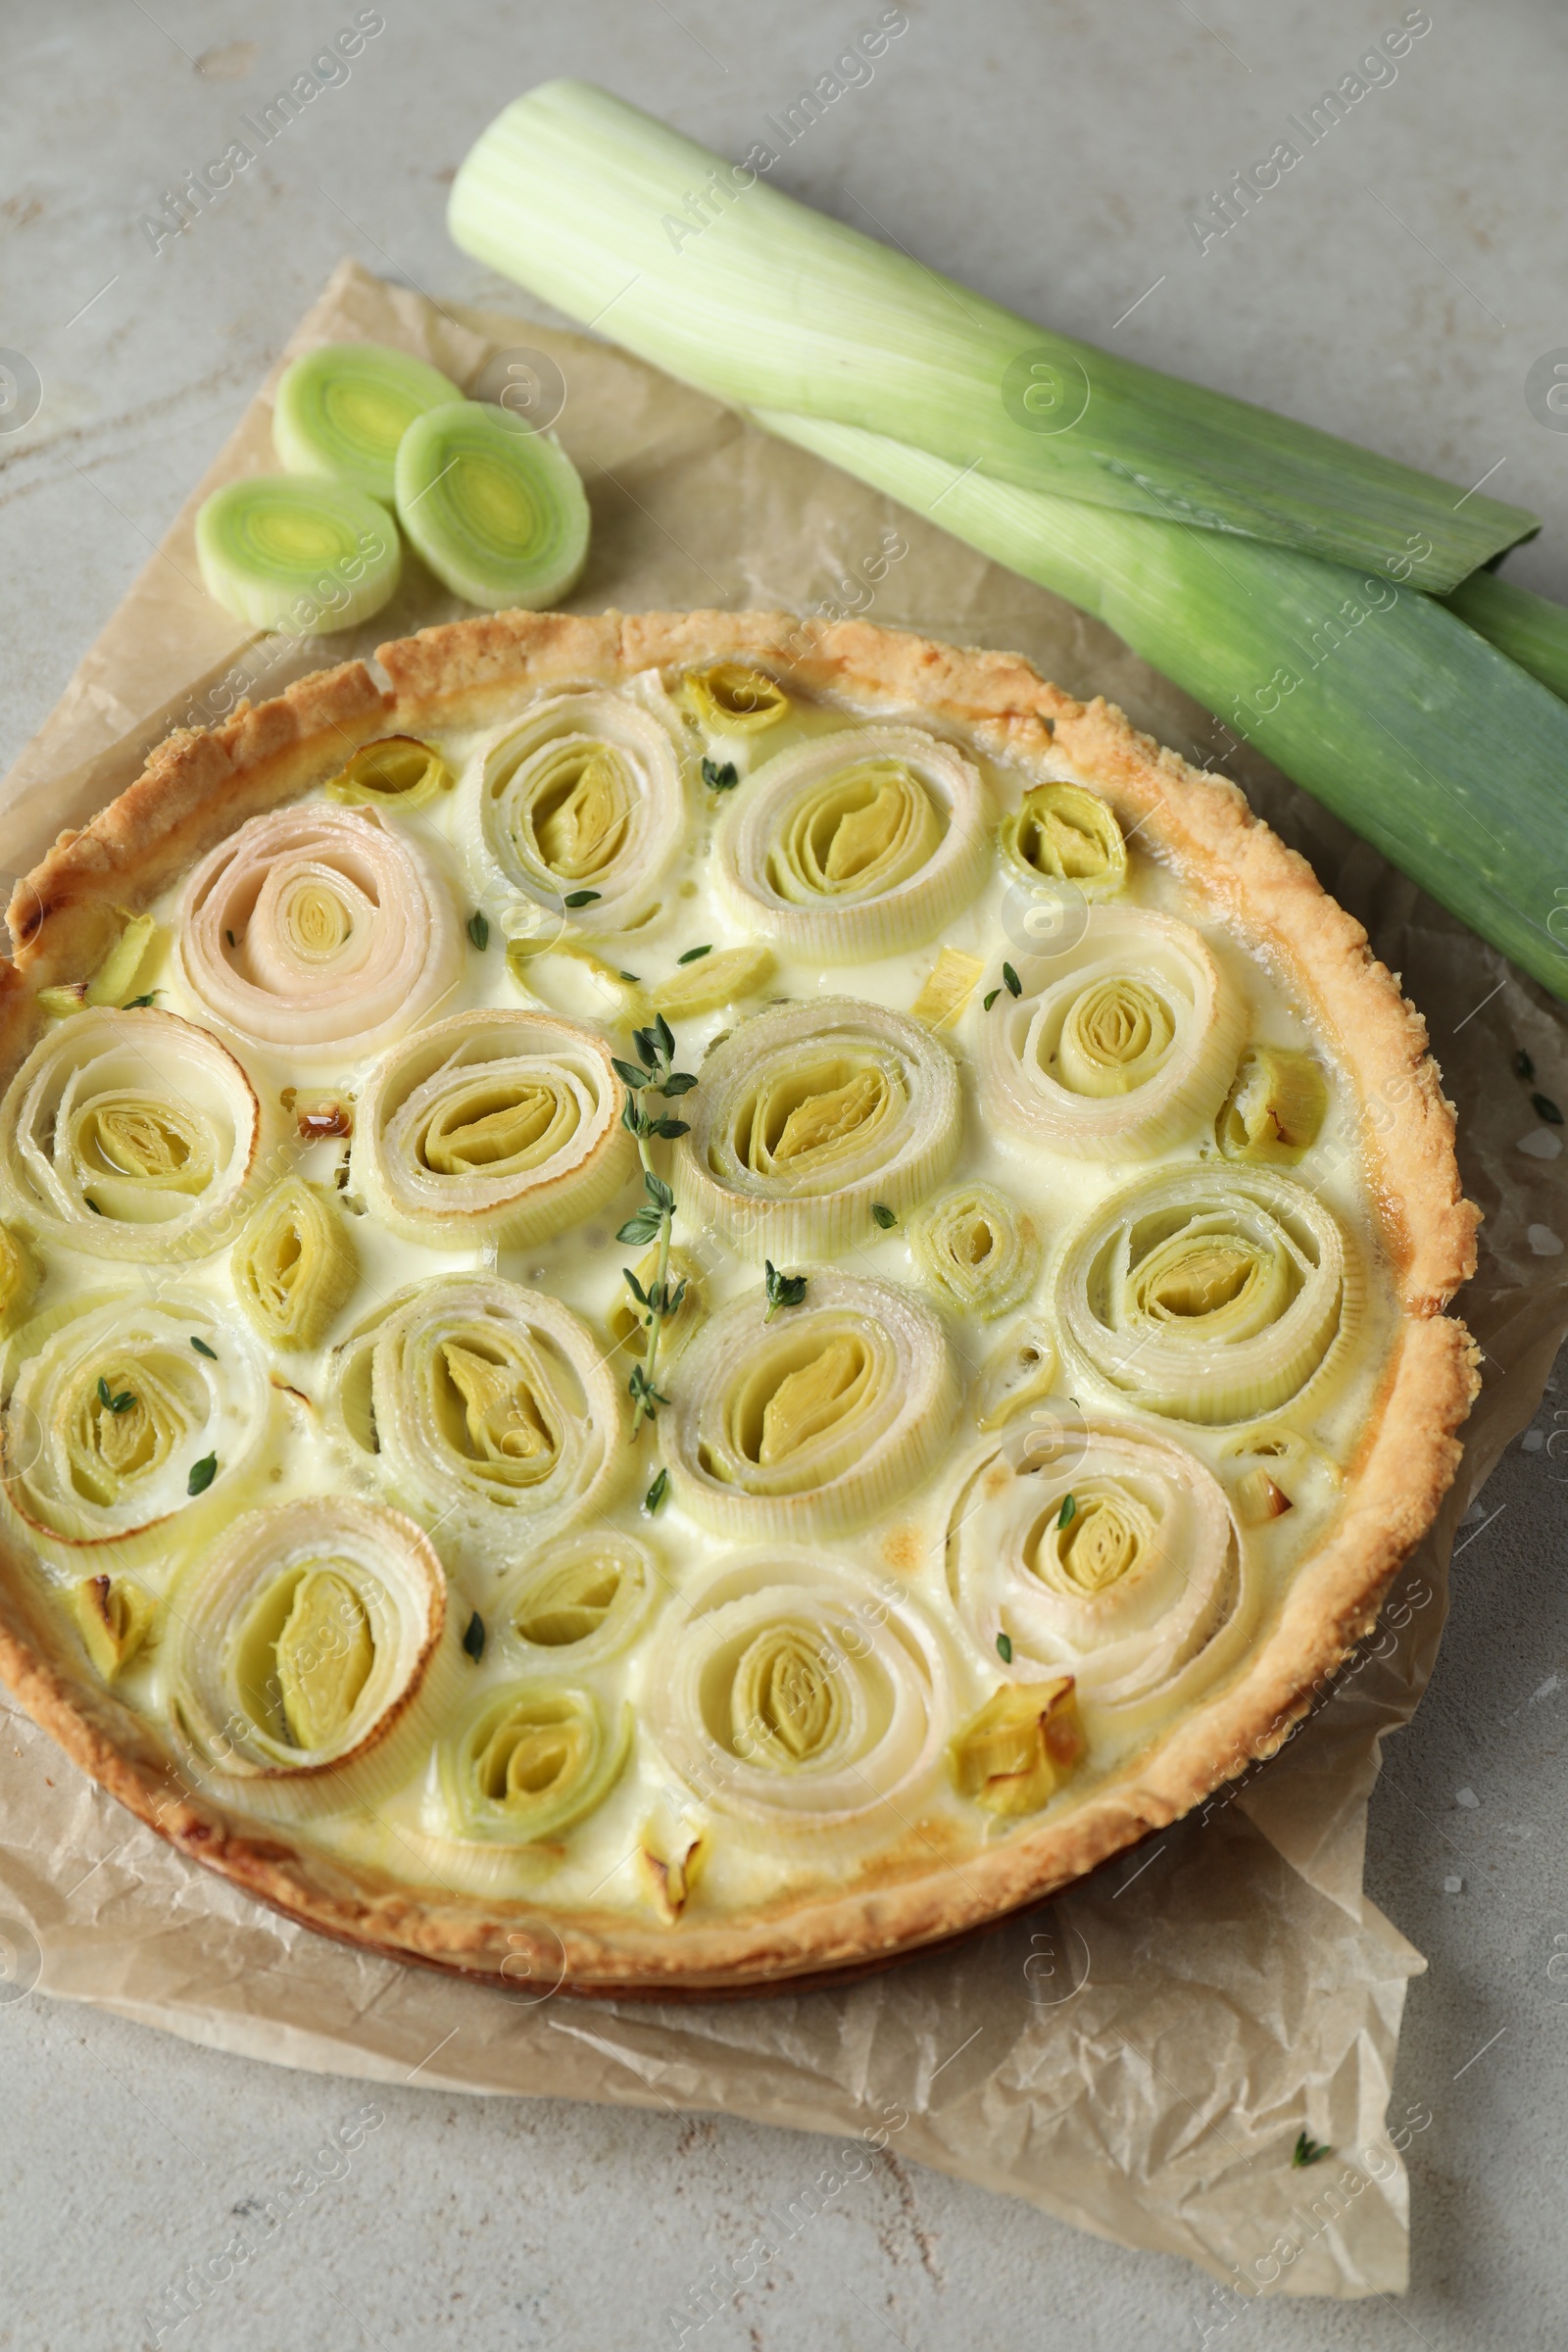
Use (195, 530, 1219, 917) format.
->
(2, 260, 1564, 2303)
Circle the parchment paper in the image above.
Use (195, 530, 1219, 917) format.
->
(3, 261, 1565, 2304)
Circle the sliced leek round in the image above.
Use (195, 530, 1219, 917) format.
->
(272, 340, 460, 505)
(194, 475, 401, 636)
(663, 1271, 957, 1539)
(717, 725, 991, 961)
(394, 401, 590, 609)
(325, 1275, 625, 1562)
(0, 1008, 264, 1261)
(978, 907, 1245, 1158)
(351, 1007, 634, 1248)
(501, 1529, 658, 1667)
(167, 1497, 461, 1818)
(999, 781, 1126, 897)
(1056, 1168, 1349, 1425)
(3, 1291, 270, 1551)
(175, 805, 463, 1061)
(439, 1681, 629, 1844)
(644, 1550, 950, 1838)
(674, 998, 961, 1259)
(947, 1418, 1255, 1724)
(459, 687, 686, 935)
(910, 1181, 1040, 1319)
(231, 1178, 358, 1351)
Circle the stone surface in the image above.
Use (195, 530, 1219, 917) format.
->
(3, 3, 1567, 2345)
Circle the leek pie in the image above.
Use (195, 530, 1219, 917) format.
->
(0, 612, 1478, 1994)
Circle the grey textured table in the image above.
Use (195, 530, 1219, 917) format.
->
(3, 4, 1567, 2345)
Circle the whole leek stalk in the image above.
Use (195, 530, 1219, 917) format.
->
(758, 412, 1568, 1001)
(1445, 570, 1568, 706)
(448, 81, 1532, 589)
(447, 81, 1568, 1001)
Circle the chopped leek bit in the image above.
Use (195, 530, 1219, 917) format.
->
(983, 989, 1001, 1011)
(1002, 962, 1022, 999)
(996, 1632, 1013, 1665)
(85, 912, 158, 1007)
(683, 662, 789, 733)
(190, 1336, 218, 1359)
(1057, 1493, 1076, 1530)
(71, 1575, 155, 1683)
(871, 1203, 898, 1231)
(911, 946, 984, 1029)
(1516, 1050, 1536, 1082)
(272, 340, 459, 504)
(652, 943, 773, 1019)
(393, 399, 590, 610)
(949, 1678, 1084, 1816)
(1293, 2132, 1332, 2169)
(329, 735, 455, 810)
(195, 474, 401, 636)
(677, 944, 712, 965)
(187, 1452, 218, 1496)
(701, 757, 740, 792)
(36, 984, 89, 1018)
(644, 1465, 669, 1514)
(463, 1610, 487, 1662)
(1216, 1047, 1328, 1165)
(467, 911, 491, 952)
(564, 889, 601, 908)
(763, 1261, 808, 1321)
(1534, 1093, 1563, 1125)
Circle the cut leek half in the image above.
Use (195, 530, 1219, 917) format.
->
(663, 1271, 957, 1540)
(195, 475, 400, 637)
(501, 1529, 658, 1666)
(440, 1681, 630, 1845)
(231, 1178, 358, 1351)
(752, 414, 1568, 1004)
(0, 1008, 265, 1262)
(946, 1418, 1254, 1728)
(949, 1678, 1084, 1817)
(394, 401, 590, 609)
(272, 340, 460, 505)
(3, 1291, 270, 1552)
(910, 1182, 1040, 1320)
(681, 662, 791, 734)
(674, 998, 961, 1259)
(167, 1498, 462, 1819)
(325, 1274, 626, 1562)
(643, 1550, 950, 1839)
(447, 80, 1533, 583)
(1055, 1167, 1350, 1426)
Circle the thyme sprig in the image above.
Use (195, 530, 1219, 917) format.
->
(1292, 2131, 1332, 2169)
(763, 1260, 808, 1322)
(612, 1015, 698, 1434)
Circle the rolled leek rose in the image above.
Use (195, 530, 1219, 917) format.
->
(326, 1275, 626, 1560)
(674, 999, 961, 1259)
(458, 686, 687, 935)
(999, 781, 1126, 897)
(909, 1181, 1040, 1319)
(662, 1272, 957, 1539)
(947, 1419, 1255, 1722)
(501, 1528, 658, 1665)
(175, 805, 464, 1061)
(166, 1498, 461, 1818)
(3, 1292, 270, 1550)
(439, 1681, 630, 1845)
(716, 725, 991, 961)
(1056, 1168, 1349, 1425)
(0, 1008, 264, 1261)
(231, 1177, 358, 1350)
(978, 907, 1245, 1158)
(644, 1550, 950, 1837)
(351, 1007, 635, 1248)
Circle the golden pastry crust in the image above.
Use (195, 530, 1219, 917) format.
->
(0, 611, 1480, 1994)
